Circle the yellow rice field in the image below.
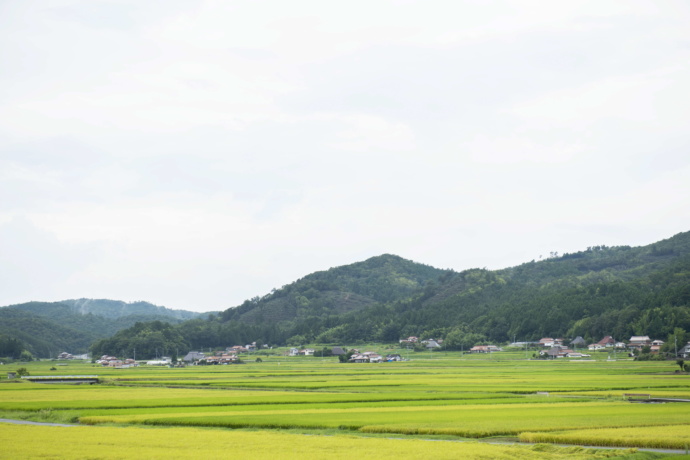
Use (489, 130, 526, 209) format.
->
(0, 422, 640, 460)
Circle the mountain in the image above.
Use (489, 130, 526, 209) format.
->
(0, 299, 208, 357)
(309, 230, 690, 346)
(6, 231, 690, 358)
(205, 231, 690, 348)
(219, 254, 447, 325)
(59, 299, 202, 320)
(0, 306, 97, 358)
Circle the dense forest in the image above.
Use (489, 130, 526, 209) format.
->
(0, 300, 206, 357)
(2, 231, 689, 360)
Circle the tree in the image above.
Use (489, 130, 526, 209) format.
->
(677, 359, 685, 371)
(15, 367, 29, 376)
(0, 336, 24, 358)
(19, 350, 33, 362)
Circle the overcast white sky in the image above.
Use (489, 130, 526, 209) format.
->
(1, 1, 689, 312)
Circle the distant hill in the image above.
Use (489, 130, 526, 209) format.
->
(219, 254, 447, 325)
(206, 231, 690, 348)
(0, 306, 97, 358)
(0, 299, 208, 357)
(6, 231, 690, 358)
(59, 298, 201, 320)
(309, 230, 690, 346)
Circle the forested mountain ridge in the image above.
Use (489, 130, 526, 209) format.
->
(219, 254, 447, 325)
(59, 299, 202, 320)
(317, 231, 690, 347)
(0, 299, 207, 357)
(211, 230, 690, 348)
(4, 231, 690, 360)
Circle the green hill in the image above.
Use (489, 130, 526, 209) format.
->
(219, 254, 447, 325)
(0, 300, 207, 357)
(59, 299, 202, 320)
(209, 230, 690, 347)
(311, 231, 690, 346)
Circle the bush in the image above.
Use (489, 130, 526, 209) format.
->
(15, 367, 29, 376)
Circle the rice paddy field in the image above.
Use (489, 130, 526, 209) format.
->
(1, 350, 689, 459)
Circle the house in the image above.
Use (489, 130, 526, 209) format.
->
(541, 346, 574, 359)
(349, 353, 369, 363)
(289, 348, 299, 356)
(348, 352, 382, 363)
(588, 343, 604, 351)
(538, 338, 554, 347)
(469, 345, 502, 353)
(399, 336, 419, 345)
(218, 354, 238, 364)
(678, 342, 690, 358)
(300, 349, 315, 356)
(650, 340, 664, 353)
(565, 352, 590, 358)
(569, 337, 586, 348)
(425, 340, 441, 349)
(386, 354, 403, 362)
(331, 347, 346, 356)
(183, 351, 205, 363)
(368, 354, 383, 363)
(629, 336, 651, 350)
(597, 336, 616, 348)
(58, 352, 73, 360)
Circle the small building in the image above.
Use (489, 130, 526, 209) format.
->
(331, 347, 347, 356)
(386, 354, 403, 362)
(541, 346, 574, 359)
(349, 353, 369, 363)
(183, 351, 205, 363)
(539, 338, 555, 347)
(469, 345, 502, 353)
(368, 354, 383, 363)
(570, 337, 586, 348)
(597, 336, 615, 348)
(425, 340, 441, 349)
(678, 342, 690, 358)
(629, 336, 651, 350)
(399, 336, 419, 344)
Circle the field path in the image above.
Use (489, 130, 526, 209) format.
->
(0, 418, 76, 427)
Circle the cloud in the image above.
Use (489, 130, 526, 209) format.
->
(0, 1, 689, 310)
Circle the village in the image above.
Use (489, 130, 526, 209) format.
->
(69, 334, 690, 368)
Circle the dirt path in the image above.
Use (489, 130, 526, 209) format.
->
(0, 418, 76, 427)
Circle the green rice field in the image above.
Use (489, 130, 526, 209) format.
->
(1, 351, 689, 459)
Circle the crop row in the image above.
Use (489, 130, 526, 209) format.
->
(0, 422, 645, 460)
(520, 425, 690, 449)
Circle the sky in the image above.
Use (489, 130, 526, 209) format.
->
(1, 1, 689, 313)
